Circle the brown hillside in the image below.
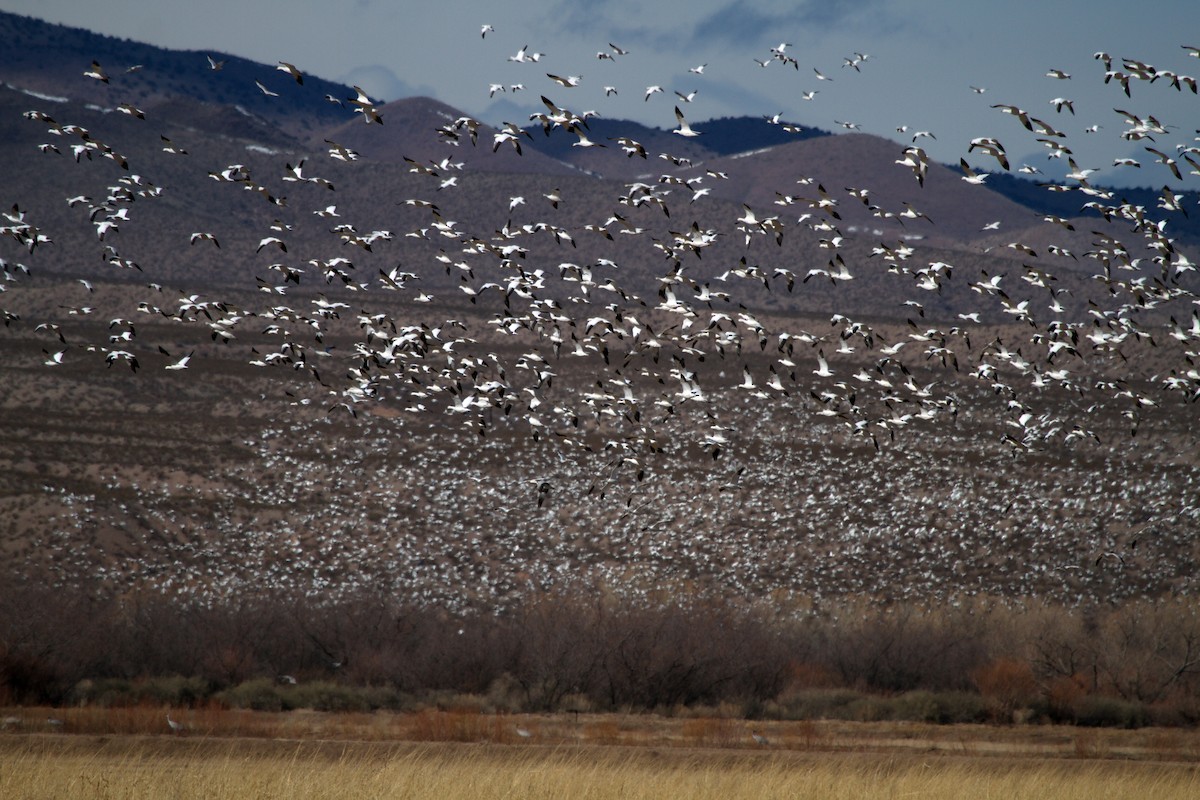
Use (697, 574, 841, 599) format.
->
(314, 96, 583, 177)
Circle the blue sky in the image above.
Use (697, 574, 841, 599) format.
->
(4, 0, 1198, 185)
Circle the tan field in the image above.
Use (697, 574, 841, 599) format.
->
(4, 709, 1200, 799)
(3, 734, 1199, 800)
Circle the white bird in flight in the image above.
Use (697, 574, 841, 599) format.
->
(672, 106, 700, 137)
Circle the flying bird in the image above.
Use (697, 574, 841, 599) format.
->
(164, 351, 193, 370)
(547, 73, 582, 88)
(276, 61, 304, 84)
(672, 106, 700, 137)
(959, 158, 989, 184)
(508, 44, 543, 63)
(83, 60, 108, 82)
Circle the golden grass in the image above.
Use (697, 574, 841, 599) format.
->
(2, 735, 1199, 800)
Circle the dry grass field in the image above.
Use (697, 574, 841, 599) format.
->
(3, 718, 1200, 800)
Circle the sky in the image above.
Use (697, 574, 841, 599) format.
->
(4, 0, 1198, 186)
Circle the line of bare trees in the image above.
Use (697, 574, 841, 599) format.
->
(3, 569, 1199, 725)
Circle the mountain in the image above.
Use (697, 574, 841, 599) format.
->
(7, 7, 1191, 258)
(0, 11, 357, 139)
(515, 113, 832, 182)
(315, 96, 582, 178)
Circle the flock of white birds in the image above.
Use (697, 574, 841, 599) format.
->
(3, 25, 1200, 607)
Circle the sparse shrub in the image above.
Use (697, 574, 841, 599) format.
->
(784, 661, 840, 690)
(888, 690, 988, 724)
(358, 685, 406, 710)
(846, 695, 889, 722)
(287, 681, 371, 713)
(1041, 674, 1089, 723)
(930, 691, 990, 724)
(410, 707, 490, 742)
(218, 678, 284, 711)
(680, 716, 738, 746)
(557, 692, 593, 714)
(1073, 695, 1150, 728)
(773, 688, 865, 720)
(133, 675, 211, 707)
(972, 657, 1038, 721)
(70, 677, 131, 707)
(889, 690, 941, 722)
(485, 672, 527, 712)
(69, 681, 213, 710)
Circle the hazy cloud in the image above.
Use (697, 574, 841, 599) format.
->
(691, 0, 892, 48)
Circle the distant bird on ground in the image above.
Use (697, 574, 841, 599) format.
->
(167, 714, 185, 733)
